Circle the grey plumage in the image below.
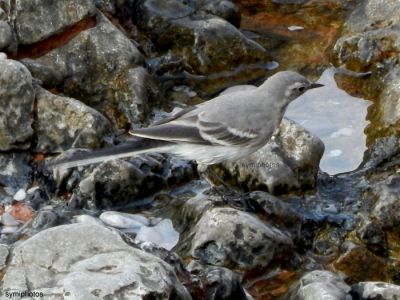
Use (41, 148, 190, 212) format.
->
(52, 71, 323, 169)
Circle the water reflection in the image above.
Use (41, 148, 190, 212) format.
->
(285, 68, 372, 175)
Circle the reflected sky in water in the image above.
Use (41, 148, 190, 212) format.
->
(285, 68, 372, 175)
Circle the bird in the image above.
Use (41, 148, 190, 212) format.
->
(52, 71, 323, 171)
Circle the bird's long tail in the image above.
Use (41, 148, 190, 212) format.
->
(50, 138, 175, 169)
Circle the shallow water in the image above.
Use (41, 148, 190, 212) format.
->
(285, 68, 372, 175)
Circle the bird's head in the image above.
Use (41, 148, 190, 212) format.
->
(260, 71, 324, 105)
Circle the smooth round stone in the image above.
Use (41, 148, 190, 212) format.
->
(74, 215, 104, 226)
(99, 211, 149, 229)
(135, 219, 179, 251)
(0, 212, 20, 226)
(13, 189, 27, 201)
(0, 226, 19, 234)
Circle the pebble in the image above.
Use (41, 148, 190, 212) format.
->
(0, 212, 20, 226)
(99, 211, 149, 229)
(288, 25, 304, 31)
(0, 226, 19, 234)
(13, 189, 27, 201)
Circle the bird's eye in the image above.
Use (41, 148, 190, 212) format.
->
(298, 86, 306, 92)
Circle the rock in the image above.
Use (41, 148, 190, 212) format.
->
(351, 282, 400, 300)
(20, 58, 64, 87)
(135, 0, 268, 74)
(0, 244, 8, 270)
(198, 0, 241, 27)
(378, 67, 400, 127)
(135, 219, 180, 251)
(34, 13, 150, 127)
(32, 210, 59, 230)
(0, 153, 32, 193)
(13, 189, 26, 201)
(35, 86, 112, 153)
(12, 0, 96, 44)
(100, 211, 149, 229)
(371, 175, 400, 229)
(2, 223, 191, 299)
(290, 270, 351, 300)
(0, 56, 35, 151)
(331, 244, 389, 282)
(0, 20, 12, 50)
(357, 220, 387, 254)
(190, 207, 292, 269)
(216, 118, 324, 194)
(73, 214, 104, 226)
(74, 154, 195, 208)
(186, 261, 248, 300)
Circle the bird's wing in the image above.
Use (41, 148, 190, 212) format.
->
(132, 110, 261, 146)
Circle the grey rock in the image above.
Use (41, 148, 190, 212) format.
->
(372, 175, 400, 229)
(0, 244, 8, 270)
(290, 270, 351, 300)
(94, 0, 116, 13)
(190, 207, 292, 269)
(0, 20, 12, 50)
(20, 59, 64, 87)
(135, 0, 267, 74)
(0, 153, 32, 193)
(32, 210, 59, 230)
(34, 13, 149, 127)
(352, 281, 400, 300)
(186, 261, 248, 300)
(379, 67, 400, 126)
(198, 0, 241, 27)
(0, 57, 35, 151)
(35, 86, 112, 153)
(75, 154, 195, 208)
(13, 0, 96, 44)
(2, 223, 191, 299)
(217, 118, 324, 194)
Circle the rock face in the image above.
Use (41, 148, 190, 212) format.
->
(134, 0, 268, 75)
(0, 55, 34, 151)
(216, 118, 324, 194)
(2, 224, 191, 299)
(35, 86, 112, 152)
(190, 207, 293, 269)
(12, 0, 96, 44)
(290, 270, 351, 300)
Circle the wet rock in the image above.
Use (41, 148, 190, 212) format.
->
(187, 261, 248, 300)
(357, 220, 387, 255)
(0, 244, 8, 270)
(32, 209, 59, 230)
(20, 59, 64, 87)
(34, 13, 150, 127)
(331, 244, 389, 283)
(35, 86, 112, 153)
(190, 207, 292, 269)
(216, 118, 324, 194)
(2, 223, 191, 299)
(135, 0, 268, 74)
(0, 20, 12, 50)
(100, 211, 150, 229)
(198, 0, 241, 27)
(0, 153, 32, 193)
(0, 56, 35, 151)
(379, 67, 400, 127)
(371, 175, 400, 229)
(289, 270, 351, 300)
(12, 0, 96, 44)
(75, 154, 195, 208)
(351, 281, 400, 300)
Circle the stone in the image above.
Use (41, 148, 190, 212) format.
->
(12, 0, 96, 44)
(371, 175, 400, 229)
(34, 13, 150, 127)
(0, 20, 12, 50)
(198, 0, 241, 27)
(2, 223, 191, 299)
(0, 57, 35, 151)
(73, 154, 195, 208)
(352, 282, 400, 300)
(0, 244, 8, 270)
(0, 153, 32, 193)
(216, 118, 324, 194)
(134, 0, 268, 74)
(190, 207, 292, 269)
(290, 270, 351, 300)
(378, 67, 400, 127)
(186, 261, 248, 300)
(35, 86, 112, 153)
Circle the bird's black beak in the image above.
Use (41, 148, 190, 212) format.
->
(309, 82, 324, 89)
